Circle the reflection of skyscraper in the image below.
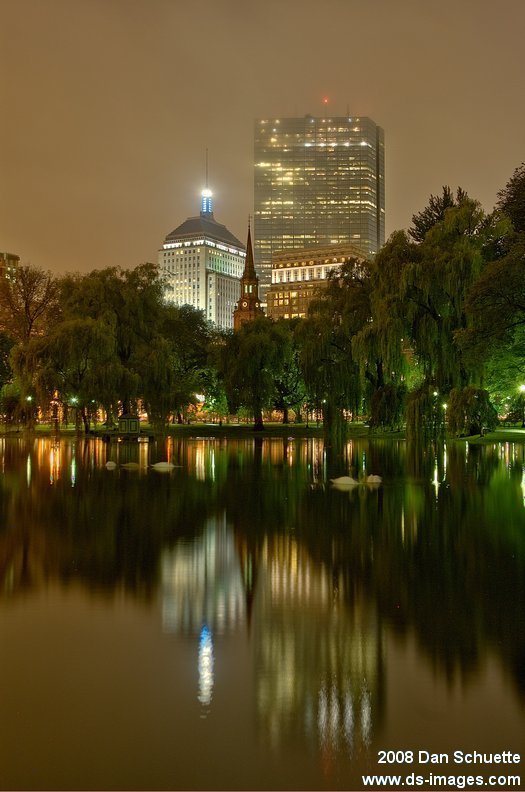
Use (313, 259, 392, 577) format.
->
(254, 115, 385, 299)
(161, 514, 247, 713)
(159, 475, 385, 759)
(161, 514, 247, 636)
(253, 534, 384, 756)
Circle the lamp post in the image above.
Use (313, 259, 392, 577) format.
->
(520, 385, 525, 427)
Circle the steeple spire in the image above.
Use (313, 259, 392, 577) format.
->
(242, 218, 257, 281)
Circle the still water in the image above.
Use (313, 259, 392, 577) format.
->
(0, 435, 523, 791)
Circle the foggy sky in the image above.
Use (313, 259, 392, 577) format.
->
(1, 0, 524, 275)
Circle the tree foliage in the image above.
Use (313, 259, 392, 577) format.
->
(0, 332, 14, 390)
(139, 303, 212, 427)
(447, 386, 498, 437)
(59, 264, 163, 413)
(461, 237, 525, 354)
(0, 264, 59, 344)
(496, 162, 525, 233)
(298, 259, 370, 444)
(409, 186, 468, 243)
(218, 317, 285, 430)
(12, 317, 119, 430)
(270, 319, 306, 423)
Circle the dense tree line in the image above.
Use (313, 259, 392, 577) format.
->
(1, 163, 523, 439)
(0, 265, 212, 431)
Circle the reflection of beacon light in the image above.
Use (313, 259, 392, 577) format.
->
(198, 625, 214, 706)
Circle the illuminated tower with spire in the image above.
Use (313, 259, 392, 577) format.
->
(159, 168, 246, 330)
(233, 223, 264, 331)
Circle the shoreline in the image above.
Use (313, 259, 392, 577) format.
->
(0, 423, 524, 444)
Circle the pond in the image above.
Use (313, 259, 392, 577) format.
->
(0, 435, 523, 791)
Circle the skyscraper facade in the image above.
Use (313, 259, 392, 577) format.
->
(254, 115, 385, 299)
(159, 190, 245, 330)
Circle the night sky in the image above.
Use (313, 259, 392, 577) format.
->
(1, 0, 524, 275)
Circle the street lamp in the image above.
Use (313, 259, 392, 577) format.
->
(519, 385, 525, 427)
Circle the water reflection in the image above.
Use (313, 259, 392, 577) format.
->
(162, 515, 246, 636)
(197, 625, 214, 708)
(254, 533, 382, 756)
(0, 434, 523, 784)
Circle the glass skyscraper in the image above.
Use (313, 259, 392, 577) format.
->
(254, 115, 385, 299)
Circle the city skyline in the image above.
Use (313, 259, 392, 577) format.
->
(1, 0, 524, 275)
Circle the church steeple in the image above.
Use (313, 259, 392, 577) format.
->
(242, 223, 257, 281)
(233, 221, 264, 330)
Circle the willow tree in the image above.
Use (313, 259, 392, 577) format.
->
(297, 259, 371, 446)
(352, 232, 414, 430)
(13, 317, 121, 431)
(454, 165, 525, 418)
(378, 197, 498, 438)
(137, 303, 212, 427)
(218, 317, 286, 430)
(270, 319, 306, 423)
(59, 264, 163, 416)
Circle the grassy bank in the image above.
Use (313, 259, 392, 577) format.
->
(1, 421, 399, 440)
(448, 427, 525, 444)
(1, 423, 523, 443)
